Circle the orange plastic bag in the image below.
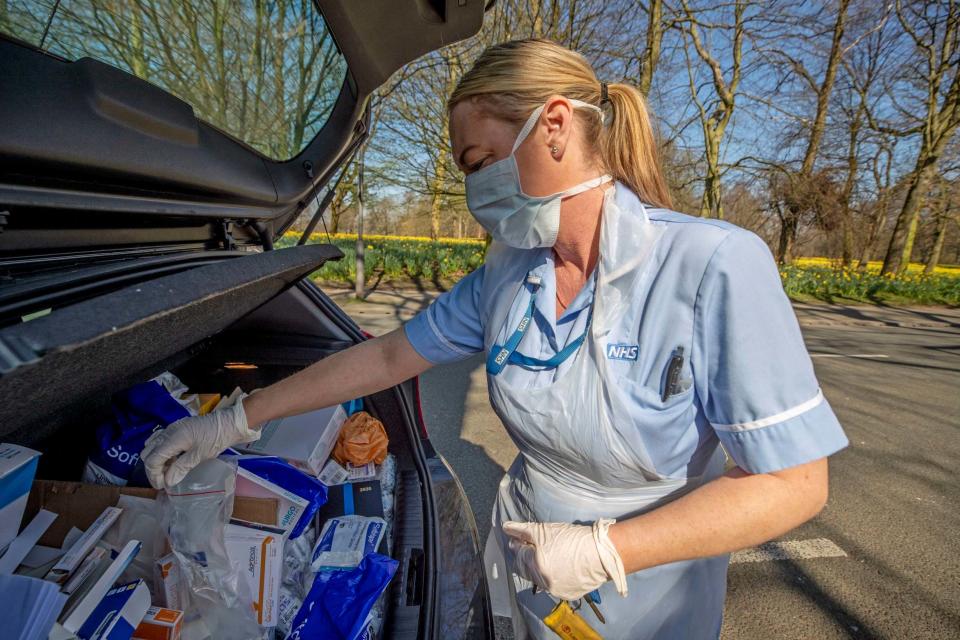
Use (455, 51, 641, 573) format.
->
(332, 411, 389, 465)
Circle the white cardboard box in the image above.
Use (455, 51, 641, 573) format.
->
(225, 523, 283, 627)
(237, 405, 346, 475)
(154, 552, 182, 611)
(0, 443, 40, 553)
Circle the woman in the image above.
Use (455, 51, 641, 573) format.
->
(143, 39, 848, 639)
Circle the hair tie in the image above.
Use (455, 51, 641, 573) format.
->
(599, 81, 613, 126)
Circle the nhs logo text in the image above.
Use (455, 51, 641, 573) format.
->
(606, 343, 638, 361)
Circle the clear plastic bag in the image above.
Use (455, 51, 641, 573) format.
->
(159, 458, 260, 640)
(102, 494, 166, 586)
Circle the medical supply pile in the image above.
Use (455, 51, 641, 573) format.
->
(0, 372, 399, 640)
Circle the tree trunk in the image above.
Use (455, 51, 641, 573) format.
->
(838, 110, 862, 267)
(857, 199, 887, 271)
(429, 158, 446, 240)
(841, 212, 855, 266)
(699, 131, 723, 218)
(856, 241, 872, 270)
(882, 158, 935, 273)
(899, 205, 922, 270)
(638, 0, 664, 97)
(329, 205, 342, 235)
(700, 170, 723, 219)
(130, 9, 147, 79)
(925, 214, 948, 274)
(800, 0, 849, 178)
(776, 213, 797, 264)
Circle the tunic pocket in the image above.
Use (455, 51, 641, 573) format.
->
(607, 363, 700, 480)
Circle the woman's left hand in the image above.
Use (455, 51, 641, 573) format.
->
(503, 519, 628, 601)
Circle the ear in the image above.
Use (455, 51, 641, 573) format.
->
(540, 95, 575, 157)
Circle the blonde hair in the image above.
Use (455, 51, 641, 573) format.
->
(449, 38, 672, 209)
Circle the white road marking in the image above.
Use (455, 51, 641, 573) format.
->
(810, 353, 889, 359)
(730, 538, 847, 564)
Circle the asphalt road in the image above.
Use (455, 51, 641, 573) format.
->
(332, 288, 960, 639)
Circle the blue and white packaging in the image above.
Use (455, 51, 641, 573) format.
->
(76, 580, 150, 640)
(286, 553, 397, 640)
(230, 455, 327, 539)
(0, 443, 40, 553)
(83, 373, 195, 486)
(310, 516, 386, 572)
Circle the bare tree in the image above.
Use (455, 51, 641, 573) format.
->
(753, 0, 852, 262)
(877, 0, 960, 274)
(637, 0, 667, 96)
(924, 174, 958, 271)
(676, 0, 748, 219)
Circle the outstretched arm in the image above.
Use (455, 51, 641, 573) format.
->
(244, 327, 433, 426)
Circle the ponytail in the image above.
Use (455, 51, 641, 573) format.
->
(601, 83, 672, 209)
(449, 38, 672, 209)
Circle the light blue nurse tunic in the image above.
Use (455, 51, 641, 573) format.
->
(404, 183, 848, 638)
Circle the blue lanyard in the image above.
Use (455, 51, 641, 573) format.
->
(486, 272, 592, 376)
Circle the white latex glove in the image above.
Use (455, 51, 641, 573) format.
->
(503, 518, 628, 601)
(141, 393, 260, 490)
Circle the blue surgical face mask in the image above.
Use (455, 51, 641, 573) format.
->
(464, 99, 611, 249)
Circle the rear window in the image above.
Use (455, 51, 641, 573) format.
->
(1, 0, 348, 160)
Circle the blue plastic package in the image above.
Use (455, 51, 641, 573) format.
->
(286, 553, 398, 640)
(232, 455, 328, 539)
(341, 398, 364, 416)
(311, 516, 386, 571)
(83, 378, 191, 485)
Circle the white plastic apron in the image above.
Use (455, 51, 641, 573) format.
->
(481, 187, 728, 639)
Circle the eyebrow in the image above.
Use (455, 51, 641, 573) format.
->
(457, 144, 477, 169)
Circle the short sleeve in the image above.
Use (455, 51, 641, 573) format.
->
(691, 229, 848, 474)
(404, 265, 486, 365)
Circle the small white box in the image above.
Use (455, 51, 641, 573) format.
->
(0, 443, 40, 553)
(225, 523, 283, 627)
(237, 405, 346, 475)
(154, 553, 182, 611)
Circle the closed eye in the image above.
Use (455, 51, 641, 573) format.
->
(465, 156, 489, 174)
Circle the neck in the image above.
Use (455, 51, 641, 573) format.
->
(553, 185, 607, 274)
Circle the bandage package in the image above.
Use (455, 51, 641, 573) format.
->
(233, 455, 327, 539)
(224, 522, 283, 627)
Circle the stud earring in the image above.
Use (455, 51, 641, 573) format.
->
(551, 145, 559, 156)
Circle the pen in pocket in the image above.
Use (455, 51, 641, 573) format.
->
(662, 345, 685, 402)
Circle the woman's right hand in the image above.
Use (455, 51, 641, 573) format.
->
(141, 393, 261, 490)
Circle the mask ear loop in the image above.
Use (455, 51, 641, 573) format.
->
(510, 100, 605, 154)
(511, 105, 546, 154)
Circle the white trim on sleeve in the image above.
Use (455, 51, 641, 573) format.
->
(711, 389, 824, 432)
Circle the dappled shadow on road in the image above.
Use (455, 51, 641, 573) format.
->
(385, 289, 437, 327)
(858, 356, 960, 374)
(771, 558, 881, 639)
(796, 303, 960, 328)
(870, 302, 960, 328)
